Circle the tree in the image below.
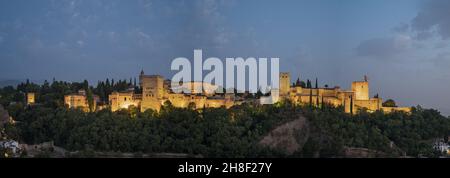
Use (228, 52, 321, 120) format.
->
(295, 78, 301, 86)
(315, 78, 318, 89)
(82, 80, 89, 91)
(306, 80, 311, 88)
(299, 81, 306, 88)
(321, 95, 325, 110)
(383, 99, 397, 107)
(4, 79, 450, 158)
(350, 95, 353, 115)
(295, 78, 306, 88)
(86, 88, 95, 112)
(374, 93, 379, 98)
(316, 93, 319, 107)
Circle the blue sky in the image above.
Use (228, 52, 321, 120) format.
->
(1, 0, 450, 115)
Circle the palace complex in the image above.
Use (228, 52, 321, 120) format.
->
(60, 70, 411, 114)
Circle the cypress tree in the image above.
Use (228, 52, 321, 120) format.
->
(321, 95, 324, 110)
(316, 90, 319, 107)
(350, 95, 353, 115)
(296, 78, 301, 86)
(315, 78, 318, 89)
(309, 88, 313, 107)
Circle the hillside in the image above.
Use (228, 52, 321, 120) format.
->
(257, 110, 438, 158)
(1, 93, 448, 158)
(0, 104, 9, 126)
(259, 116, 309, 155)
(258, 115, 396, 158)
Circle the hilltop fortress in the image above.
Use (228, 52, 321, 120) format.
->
(278, 73, 411, 114)
(108, 70, 237, 112)
(63, 70, 411, 114)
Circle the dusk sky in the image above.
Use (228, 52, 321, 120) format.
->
(1, 0, 450, 115)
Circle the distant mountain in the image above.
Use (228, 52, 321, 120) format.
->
(0, 79, 23, 88)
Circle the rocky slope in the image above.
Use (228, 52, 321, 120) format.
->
(259, 116, 309, 155)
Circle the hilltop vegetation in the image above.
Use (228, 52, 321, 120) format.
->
(1, 81, 450, 158)
(2, 101, 449, 158)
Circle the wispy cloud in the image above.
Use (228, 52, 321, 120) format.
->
(411, 0, 450, 40)
(355, 35, 412, 58)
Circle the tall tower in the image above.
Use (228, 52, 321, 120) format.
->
(140, 72, 164, 112)
(279, 72, 291, 96)
(351, 76, 369, 101)
(141, 75, 164, 99)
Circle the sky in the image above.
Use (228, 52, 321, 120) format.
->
(1, 0, 450, 116)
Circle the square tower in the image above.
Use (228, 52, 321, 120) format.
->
(140, 75, 164, 99)
(139, 71, 164, 112)
(351, 80, 369, 101)
(279, 72, 291, 96)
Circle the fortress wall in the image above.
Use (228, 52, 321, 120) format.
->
(141, 98, 162, 112)
(353, 98, 382, 112)
(109, 92, 140, 112)
(382, 107, 412, 113)
(64, 95, 89, 112)
(167, 93, 189, 108)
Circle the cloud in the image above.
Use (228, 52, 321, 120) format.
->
(392, 23, 410, 33)
(411, 0, 450, 40)
(432, 52, 450, 69)
(138, 31, 150, 39)
(355, 35, 412, 58)
(165, 0, 234, 51)
(77, 40, 84, 47)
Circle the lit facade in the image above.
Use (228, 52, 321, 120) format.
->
(281, 73, 411, 114)
(106, 71, 411, 114)
(26, 92, 35, 105)
(64, 90, 99, 112)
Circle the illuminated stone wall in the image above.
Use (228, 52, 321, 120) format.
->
(109, 91, 140, 112)
(64, 94, 89, 112)
(282, 73, 410, 114)
(65, 90, 99, 112)
(382, 106, 412, 113)
(104, 71, 411, 114)
(26, 92, 35, 105)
